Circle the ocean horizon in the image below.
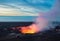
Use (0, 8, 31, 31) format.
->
(0, 16, 37, 22)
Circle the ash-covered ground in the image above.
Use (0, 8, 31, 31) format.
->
(0, 22, 60, 41)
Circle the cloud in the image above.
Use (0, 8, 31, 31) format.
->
(0, 0, 55, 16)
(0, 4, 39, 16)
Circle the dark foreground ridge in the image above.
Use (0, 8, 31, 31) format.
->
(0, 22, 60, 41)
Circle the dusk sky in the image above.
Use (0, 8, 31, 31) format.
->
(0, 0, 57, 22)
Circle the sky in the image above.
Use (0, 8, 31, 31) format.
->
(0, 0, 56, 22)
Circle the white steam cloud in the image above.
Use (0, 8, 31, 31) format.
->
(35, 0, 60, 31)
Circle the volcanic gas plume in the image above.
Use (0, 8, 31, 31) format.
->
(14, 0, 59, 34)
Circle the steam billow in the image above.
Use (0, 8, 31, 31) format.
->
(35, 0, 60, 32)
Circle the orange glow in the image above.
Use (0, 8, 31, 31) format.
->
(20, 24, 38, 34)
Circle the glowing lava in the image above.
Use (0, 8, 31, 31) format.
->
(20, 24, 38, 34)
